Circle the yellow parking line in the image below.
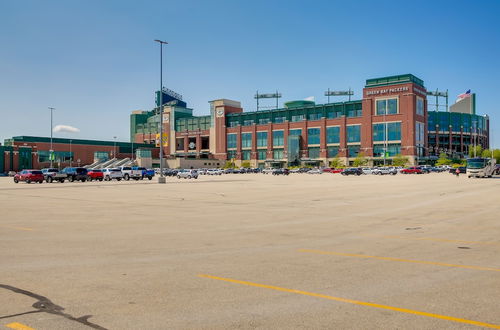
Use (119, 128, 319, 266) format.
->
(298, 249, 500, 272)
(198, 274, 500, 329)
(5, 322, 35, 330)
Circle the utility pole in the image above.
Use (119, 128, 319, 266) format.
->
(48, 107, 55, 167)
(154, 39, 168, 184)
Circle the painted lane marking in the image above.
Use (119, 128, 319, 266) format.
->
(198, 274, 500, 329)
(381, 235, 500, 247)
(298, 249, 500, 272)
(5, 322, 35, 330)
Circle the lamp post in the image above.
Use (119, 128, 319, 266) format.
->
(154, 39, 168, 184)
(69, 139, 72, 167)
(113, 136, 117, 158)
(48, 107, 55, 167)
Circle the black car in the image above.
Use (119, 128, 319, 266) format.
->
(272, 168, 289, 176)
(341, 168, 363, 176)
(61, 167, 88, 182)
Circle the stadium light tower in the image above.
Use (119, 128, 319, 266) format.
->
(154, 39, 168, 184)
(325, 88, 353, 103)
(255, 91, 282, 111)
(48, 107, 55, 168)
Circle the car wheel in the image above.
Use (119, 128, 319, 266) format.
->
(47, 176, 53, 183)
(124, 174, 130, 181)
(177, 175, 181, 179)
(81, 178, 86, 182)
(60, 179, 65, 183)
(117, 178, 121, 181)
(69, 176, 74, 182)
(187, 175, 191, 179)
(148, 177, 152, 180)
(14, 178, 19, 183)
(26, 179, 31, 184)
(99, 178, 103, 181)
(39, 181, 43, 184)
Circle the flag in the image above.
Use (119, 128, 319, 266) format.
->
(456, 90, 471, 102)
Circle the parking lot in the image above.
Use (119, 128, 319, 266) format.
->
(0, 173, 499, 330)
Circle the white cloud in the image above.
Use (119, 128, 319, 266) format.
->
(53, 125, 80, 133)
(304, 96, 315, 101)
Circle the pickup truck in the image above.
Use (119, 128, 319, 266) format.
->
(119, 166, 143, 181)
(41, 168, 68, 183)
(132, 167, 155, 180)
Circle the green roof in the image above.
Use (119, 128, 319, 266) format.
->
(7, 136, 155, 148)
(366, 74, 424, 88)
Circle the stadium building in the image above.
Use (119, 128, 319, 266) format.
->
(131, 74, 490, 168)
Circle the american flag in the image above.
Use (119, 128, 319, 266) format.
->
(456, 89, 471, 102)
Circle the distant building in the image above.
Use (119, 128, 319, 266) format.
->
(131, 74, 490, 168)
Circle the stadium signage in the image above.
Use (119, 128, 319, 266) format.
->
(366, 86, 409, 96)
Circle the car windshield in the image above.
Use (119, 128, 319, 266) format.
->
(76, 168, 87, 173)
(92, 169, 102, 173)
(111, 169, 121, 172)
(31, 171, 43, 174)
(467, 158, 487, 169)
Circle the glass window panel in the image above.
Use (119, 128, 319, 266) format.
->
(257, 131, 267, 147)
(227, 134, 237, 149)
(387, 98, 398, 114)
(347, 125, 361, 143)
(376, 100, 386, 115)
(327, 146, 339, 157)
(326, 126, 340, 144)
(348, 145, 360, 157)
(242, 150, 251, 160)
(241, 133, 252, 148)
(307, 128, 320, 145)
(273, 149, 284, 159)
(289, 129, 302, 136)
(308, 147, 320, 159)
(258, 150, 267, 160)
(273, 131, 284, 147)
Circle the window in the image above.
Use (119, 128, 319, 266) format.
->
(327, 110, 341, 119)
(289, 129, 302, 136)
(308, 113, 322, 121)
(347, 125, 361, 143)
(243, 119, 255, 126)
(242, 150, 251, 160)
(227, 150, 237, 160)
(241, 133, 252, 149)
(291, 115, 305, 122)
(273, 130, 284, 147)
(176, 138, 184, 151)
(327, 146, 339, 157)
(307, 128, 320, 145)
(228, 120, 239, 127)
(346, 104, 362, 117)
(348, 145, 360, 157)
(376, 98, 398, 115)
(274, 116, 286, 123)
(373, 144, 401, 157)
(227, 134, 237, 149)
(373, 122, 401, 141)
(416, 97, 424, 116)
(326, 126, 340, 144)
(259, 118, 270, 125)
(257, 131, 267, 147)
(258, 150, 267, 160)
(308, 147, 320, 159)
(38, 151, 73, 163)
(273, 149, 284, 159)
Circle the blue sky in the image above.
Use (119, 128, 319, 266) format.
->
(1, 0, 499, 146)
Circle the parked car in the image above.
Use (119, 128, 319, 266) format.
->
(272, 168, 289, 175)
(341, 168, 363, 176)
(102, 168, 123, 181)
(138, 167, 155, 180)
(13, 170, 44, 184)
(177, 169, 198, 179)
(495, 164, 500, 175)
(262, 168, 275, 174)
(87, 169, 104, 181)
(164, 169, 179, 177)
(361, 167, 375, 175)
(307, 168, 322, 174)
(62, 167, 89, 182)
(119, 166, 142, 181)
(401, 167, 423, 174)
(41, 168, 67, 183)
(207, 169, 223, 175)
(372, 167, 397, 175)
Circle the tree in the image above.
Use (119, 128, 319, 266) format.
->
(353, 152, 368, 167)
(481, 149, 500, 163)
(241, 161, 251, 168)
(329, 156, 344, 169)
(436, 152, 452, 166)
(469, 145, 483, 158)
(223, 161, 236, 169)
(392, 154, 409, 167)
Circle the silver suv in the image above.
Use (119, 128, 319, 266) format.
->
(177, 169, 198, 179)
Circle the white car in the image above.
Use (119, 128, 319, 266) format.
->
(361, 167, 375, 175)
(102, 168, 124, 181)
(177, 169, 198, 179)
(119, 166, 142, 180)
(262, 168, 274, 174)
(307, 169, 322, 174)
(207, 169, 223, 175)
(372, 167, 397, 175)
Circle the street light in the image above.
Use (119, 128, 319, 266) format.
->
(69, 139, 72, 167)
(113, 136, 117, 158)
(48, 107, 55, 167)
(154, 39, 168, 184)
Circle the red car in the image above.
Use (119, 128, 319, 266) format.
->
(13, 170, 44, 184)
(323, 168, 344, 173)
(401, 166, 423, 174)
(87, 169, 104, 181)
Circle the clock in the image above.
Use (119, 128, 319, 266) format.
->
(216, 109, 224, 117)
